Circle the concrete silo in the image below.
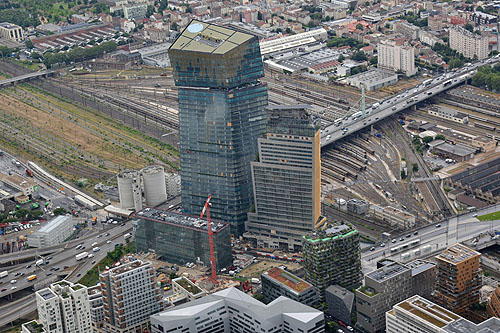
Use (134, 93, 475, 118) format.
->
(142, 165, 167, 207)
(117, 170, 143, 211)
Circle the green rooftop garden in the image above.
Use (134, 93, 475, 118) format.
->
(177, 278, 202, 295)
(359, 285, 377, 297)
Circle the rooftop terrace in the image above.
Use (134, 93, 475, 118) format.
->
(303, 224, 356, 243)
(395, 295, 459, 328)
(264, 267, 312, 294)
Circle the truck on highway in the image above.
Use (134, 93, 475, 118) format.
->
(0, 271, 8, 278)
(27, 275, 37, 281)
(76, 252, 89, 261)
(35, 259, 44, 266)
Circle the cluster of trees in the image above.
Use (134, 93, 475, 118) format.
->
(0, 209, 43, 223)
(400, 12, 428, 28)
(43, 41, 117, 68)
(327, 37, 368, 50)
(471, 65, 500, 91)
(0, 9, 40, 27)
(432, 42, 472, 69)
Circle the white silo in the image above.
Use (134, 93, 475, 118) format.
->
(117, 170, 143, 211)
(142, 165, 167, 207)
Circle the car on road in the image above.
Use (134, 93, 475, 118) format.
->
(392, 239, 396, 243)
(77, 273, 81, 277)
(472, 213, 478, 217)
(107, 240, 111, 244)
(406, 234, 411, 238)
(380, 243, 386, 247)
(105, 233, 110, 236)
(11, 286, 16, 290)
(370, 247, 375, 251)
(400, 238, 404, 241)
(25, 265, 31, 269)
(414, 231, 419, 235)
(47, 273, 52, 276)
(337, 330, 343, 333)
(14, 272, 20, 277)
(10, 280, 16, 284)
(1, 288, 6, 292)
(347, 326, 354, 332)
(436, 224, 441, 228)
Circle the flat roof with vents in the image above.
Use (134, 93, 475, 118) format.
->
(367, 262, 409, 283)
(436, 244, 480, 265)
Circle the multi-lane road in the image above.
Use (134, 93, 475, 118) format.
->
(321, 56, 500, 146)
(362, 204, 500, 273)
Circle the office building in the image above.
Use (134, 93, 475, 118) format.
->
(134, 207, 232, 269)
(28, 215, 76, 248)
(386, 295, 500, 333)
(303, 224, 362, 299)
(169, 20, 268, 236)
(36, 280, 92, 333)
(99, 259, 164, 333)
(433, 244, 481, 316)
(377, 40, 416, 77)
(88, 285, 105, 333)
(245, 105, 323, 251)
(262, 266, 318, 307)
(356, 260, 436, 333)
(0, 22, 23, 42)
(325, 285, 355, 326)
(449, 26, 488, 60)
(150, 287, 324, 333)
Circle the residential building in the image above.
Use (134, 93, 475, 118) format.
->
(262, 266, 318, 307)
(386, 295, 500, 333)
(433, 244, 481, 316)
(356, 260, 436, 333)
(172, 277, 207, 301)
(133, 208, 232, 269)
(165, 172, 181, 197)
(449, 26, 488, 60)
(150, 287, 325, 333)
(36, 280, 92, 333)
(99, 259, 164, 332)
(469, 11, 498, 25)
(168, 20, 268, 236)
(325, 285, 355, 326)
(28, 215, 76, 248)
(0, 22, 23, 42)
(303, 224, 362, 299)
(245, 105, 323, 251)
(346, 69, 398, 91)
(393, 21, 420, 40)
(487, 286, 500, 319)
(377, 40, 416, 77)
(123, 3, 147, 20)
(88, 285, 104, 333)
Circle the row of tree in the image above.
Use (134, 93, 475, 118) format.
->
(471, 65, 500, 91)
(43, 41, 117, 68)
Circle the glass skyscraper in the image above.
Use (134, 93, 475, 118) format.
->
(169, 20, 268, 235)
(245, 105, 324, 251)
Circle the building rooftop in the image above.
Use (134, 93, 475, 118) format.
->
(394, 295, 460, 328)
(0, 22, 21, 29)
(436, 244, 480, 265)
(135, 207, 229, 233)
(366, 262, 409, 283)
(37, 215, 73, 234)
(406, 259, 435, 277)
(443, 317, 500, 333)
(263, 267, 313, 295)
(433, 142, 476, 157)
(38, 288, 56, 301)
(170, 19, 253, 54)
(0, 172, 36, 190)
(325, 285, 354, 309)
(303, 224, 356, 243)
(174, 277, 204, 295)
(107, 258, 148, 275)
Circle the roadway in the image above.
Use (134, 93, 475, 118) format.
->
(361, 204, 500, 273)
(320, 56, 500, 146)
(0, 70, 55, 87)
(0, 222, 132, 327)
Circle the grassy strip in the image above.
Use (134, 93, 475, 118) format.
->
(477, 211, 500, 222)
(78, 242, 136, 287)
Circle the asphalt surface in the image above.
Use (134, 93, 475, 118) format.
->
(321, 57, 499, 146)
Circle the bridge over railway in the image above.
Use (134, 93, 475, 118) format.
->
(320, 56, 500, 147)
(0, 70, 55, 87)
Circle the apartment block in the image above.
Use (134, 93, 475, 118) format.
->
(99, 259, 164, 333)
(487, 286, 500, 319)
(386, 295, 500, 333)
(35, 280, 92, 333)
(303, 224, 362, 299)
(325, 285, 355, 326)
(449, 26, 488, 60)
(262, 266, 318, 307)
(88, 285, 105, 332)
(356, 260, 436, 333)
(150, 287, 325, 333)
(433, 244, 481, 316)
(245, 105, 323, 251)
(0, 22, 23, 42)
(377, 39, 416, 77)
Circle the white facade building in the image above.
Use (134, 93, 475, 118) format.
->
(165, 173, 181, 197)
(36, 280, 92, 333)
(88, 285, 104, 333)
(150, 287, 324, 333)
(0, 22, 24, 42)
(386, 295, 500, 333)
(377, 40, 416, 77)
(449, 26, 488, 60)
(28, 215, 76, 248)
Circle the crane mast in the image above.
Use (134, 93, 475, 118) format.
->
(200, 194, 217, 283)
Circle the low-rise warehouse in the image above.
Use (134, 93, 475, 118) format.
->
(428, 106, 469, 124)
(345, 69, 398, 91)
(445, 156, 500, 204)
(431, 142, 476, 162)
(371, 205, 416, 230)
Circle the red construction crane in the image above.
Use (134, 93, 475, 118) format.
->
(200, 194, 217, 284)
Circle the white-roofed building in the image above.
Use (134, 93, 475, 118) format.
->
(150, 287, 324, 333)
(259, 28, 328, 56)
(28, 215, 76, 248)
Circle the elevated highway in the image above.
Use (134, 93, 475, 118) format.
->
(320, 56, 500, 147)
(0, 70, 55, 88)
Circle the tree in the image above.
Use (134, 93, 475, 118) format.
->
(435, 134, 446, 141)
(412, 163, 419, 172)
(159, 0, 168, 12)
(356, 23, 364, 30)
(53, 207, 68, 216)
(369, 56, 378, 65)
(257, 11, 263, 20)
(146, 4, 154, 17)
(93, 3, 109, 14)
(338, 54, 345, 62)
(385, 23, 390, 29)
(464, 23, 474, 32)
(422, 136, 434, 144)
(352, 51, 367, 61)
(25, 39, 34, 49)
(448, 58, 463, 69)
(401, 170, 407, 179)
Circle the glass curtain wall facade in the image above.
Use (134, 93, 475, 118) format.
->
(245, 105, 323, 251)
(169, 20, 268, 236)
